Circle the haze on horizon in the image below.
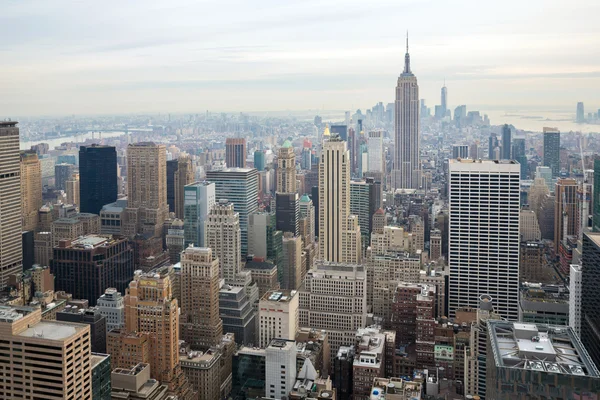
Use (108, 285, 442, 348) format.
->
(1, 0, 599, 116)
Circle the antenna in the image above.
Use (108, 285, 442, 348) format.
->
(406, 30, 409, 53)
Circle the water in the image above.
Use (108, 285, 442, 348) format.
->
(20, 131, 126, 150)
(481, 109, 600, 133)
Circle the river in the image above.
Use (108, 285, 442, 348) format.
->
(20, 131, 127, 150)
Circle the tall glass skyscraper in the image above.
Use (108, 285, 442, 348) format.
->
(206, 168, 258, 256)
(543, 127, 560, 177)
(501, 124, 512, 160)
(79, 145, 117, 215)
(183, 181, 215, 247)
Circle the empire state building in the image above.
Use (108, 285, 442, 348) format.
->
(393, 35, 421, 189)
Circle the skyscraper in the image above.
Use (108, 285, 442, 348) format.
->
(577, 102, 585, 123)
(206, 167, 259, 257)
(206, 199, 241, 283)
(393, 35, 420, 189)
(166, 159, 178, 213)
(512, 138, 527, 179)
(79, 144, 118, 215)
(174, 156, 196, 220)
(441, 83, 447, 117)
(366, 130, 384, 174)
(594, 160, 600, 232)
(183, 181, 216, 247)
(580, 232, 600, 367)
(554, 178, 578, 254)
(448, 159, 521, 320)
(254, 150, 266, 171)
(501, 124, 512, 160)
(20, 151, 42, 232)
(543, 127, 561, 177)
(225, 138, 247, 168)
(277, 140, 296, 193)
(319, 135, 351, 262)
(55, 162, 75, 191)
(452, 145, 469, 159)
(125, 142, 169, 237)
(0, 121, 22, 289)
(275, 192, 299, 236)
(488, 132, 499, 160)
(180, 246, 223, 349)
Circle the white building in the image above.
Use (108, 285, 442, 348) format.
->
(97, 287, 125, 331)
(448, 159, 521, 321)
(258, 290, 299, 348)
(569, 264, 583, 336)
(367, 130, 384, 174)
(206, 199, 241, 283)
(265, 339, 297, 399)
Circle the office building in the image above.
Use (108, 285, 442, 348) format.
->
(265, 339, 297, 399)
(98, 198, 126, 236)
(581, 232, 600, 367)
(520, 210, 541, 241)
(180, 246, 223, 349)
(519, 283, 569, 326)
(97, 287, 125, 331)
(341, 215, 362, 264)
(448, 159, 520, 320)
(577, 101, 585, 123)
(350, 179, 378, 238)
(554, 178, 578, 254)
(299, 194, 315, 244)
(183, 181, 215, 247)
(319, 135, 351, 262)
(333, 346, 355, 400)
(452, 145, 469, 159)
(593, 160, 600, 232)
(219, 285, 256, 345)
(51, 235, 134, 306)
(569, 264, 583, 336)
(166, 219, 185, 263)
(299, 261, 367, 360)
(55, 162, 75, 191)
(486, 321, 600, 399)
(254, 150, 266, 171)
(259, 289, 299, 348)
(282, 233, 302, 290)
(0, 121, 22, 289)
(91, 353, 111, 400)
(441, 83, 448, 117)
(65, 172, 80, 206)
(392, 37, 421, 189)
(501, 124, 512, 160)
(167, 159, 178, 213)
(543, 127, 561, 177)
(0, 306, 92, 399)
(110, 363, 172, 400)
(277, 140, 296, 193)
(248, 212, 282, 261)
(226, 138, 247, 168)
(206, 167, 258, 256)
(245, 257, 280, 297)
(512, 138, 527, 178)
(79, 145, 117, 215)
(20, 151, 42, 232)
(367, 130, 384, 174)
(57, 306, 107, 353)
(172, 156, 196, 219)
(488, 132, 499, 160)
(206, 200, 241, 283)
(300, 148, 311, 171)
(125, 143, 169, 237)
(276, 192, 299, 236)
(519, 241, 547, 282)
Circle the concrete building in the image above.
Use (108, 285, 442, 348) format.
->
(333, 346, 354, 400)
(369, 377, 422, 400)
(20, 151, 42, 232)
(183, 181, 215, 247)
(486, 321, 600, 399)
(165, 219, 185, 263)
(97, 287, 125, 332)
(259, 289, 299, 348)
(125, 142, 169, 238)
(79, 145, 118, 216)
(392, 37, 421, 189)
(55, 162, 75, 191)
(277, 140, 297, 193)
(51, 235, 134, 306)
(173, 156, 195, 220)
(265, 339, 297, 399)
(180, 246, 223, 349)
(225, 138, 247, 168)
(367, 130, 384, 174)
(244, 257, 280, 297)
(99, 198, 127, 236)
(352, 329, 388, 400)
(554, 178, 578, 254)
(34, 231, 53, 266)
(448, 159, 521, 321)
(110, 363, 172, 400)
(580, 232, 600, 368)
(91, 353, 111, 400)
(57, 305, 107, 353)
(219, 285, 256, 345)
(275, 192, 299, 236)
(65, 172, 80, 206)
(543, 127, 561, 177)
(206, 167, 259, 256)
(519, 283, 569, 326)
(282, 233, 303, 290)
(569, 264, 583, 337)
(0, 121, 22, 289)
(452, 145, 469, 159)
(519, 241, 548, 282)
(0, 305, 92, 399)
(299, 261, 367, 360)
(520, 210, 541, 241)
(206, 200, 241, 283)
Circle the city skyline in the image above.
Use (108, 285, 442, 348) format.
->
(2, 0, 600, 116)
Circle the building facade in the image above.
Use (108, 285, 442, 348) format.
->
(183, 181, 216, 247)
(225, 138, 247, 168)
(79, 145, 118, 215)
(20, 151, 42, 232)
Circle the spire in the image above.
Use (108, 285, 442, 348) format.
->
(403, 31, 411, 74)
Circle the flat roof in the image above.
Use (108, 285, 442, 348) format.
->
(18, 321, 86, 341)
(0, 121, 18, 127)
(585, 232, 600, 248)
(261, 290, 296, 303)
(72, 235, 108, 247)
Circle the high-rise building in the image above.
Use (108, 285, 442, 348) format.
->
(366, 130, 384, 174)
(282, 233, 302, 290)
(441, 83, 448, 117)
(97, 287, 125, 331)
(554, 178, 578, 254)
(55, 162, 75, 191)
(173, 156, 196, 219)
(118, 268, 193, 398)
(206, 167, 258, 257)
(275, 192, 299, 236)
(110, 363, 172, 399)
(543, 127, 561, 177)
(65, 172, 80, 206)
(577, 101, 585, 123)
(265, 339, 297, 399)
(258, 289, 299, 348)
(254, 150, 266, 171)
(183, 181, 216, 247)
(593, 160, 600, 232)
(166, 159, 178, 213)
(51, 235, 134, 306)
(180, 246, 223, 349)
(277, 140, 296, 193)
(501, 124, 512, 160)
(225, 138, 247, 168)
(330, 125, 348, 141)
(20, 151, 42, 232)
(488, 132, 499, 160)
(91, 353, 111, 400)
(299, 261, 367, 360)
(0, 121, 22, 289)
(486, 321, 600, 399)
(0, 306, 92, 399)
(319, 135, 351, 262)
(79, 145, 117, 215)
(569, 264, 583, 336)
(512, 138, 527, 179)
(393, 36, 420, 189)
(206, 200, 241, 283)
(57, 306, 107, 353)
(580, 232, 600, 367)
(125, 143, 169, 237)
(448, 159, 520, 320)
(452, 145, 469, 159)
(166, 219, 185, 263)
(300, 148, 311, 171)
(299, 194, 315, 245)
(219, 285, 256, 345)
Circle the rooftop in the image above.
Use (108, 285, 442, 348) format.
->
(260, 290, 296, 303)
(18, 320, 87, 341)
(488, 321, 600, 377)
(0, 306, 36, 323)
(371, 377, 422, 400)
(90, 353, 110, 369)
(0, 121, 18, 127)
(72, 235, 109, 248)
(585, 232, 600, 248)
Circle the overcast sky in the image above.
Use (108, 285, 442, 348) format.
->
(1, 0, 599, 116)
